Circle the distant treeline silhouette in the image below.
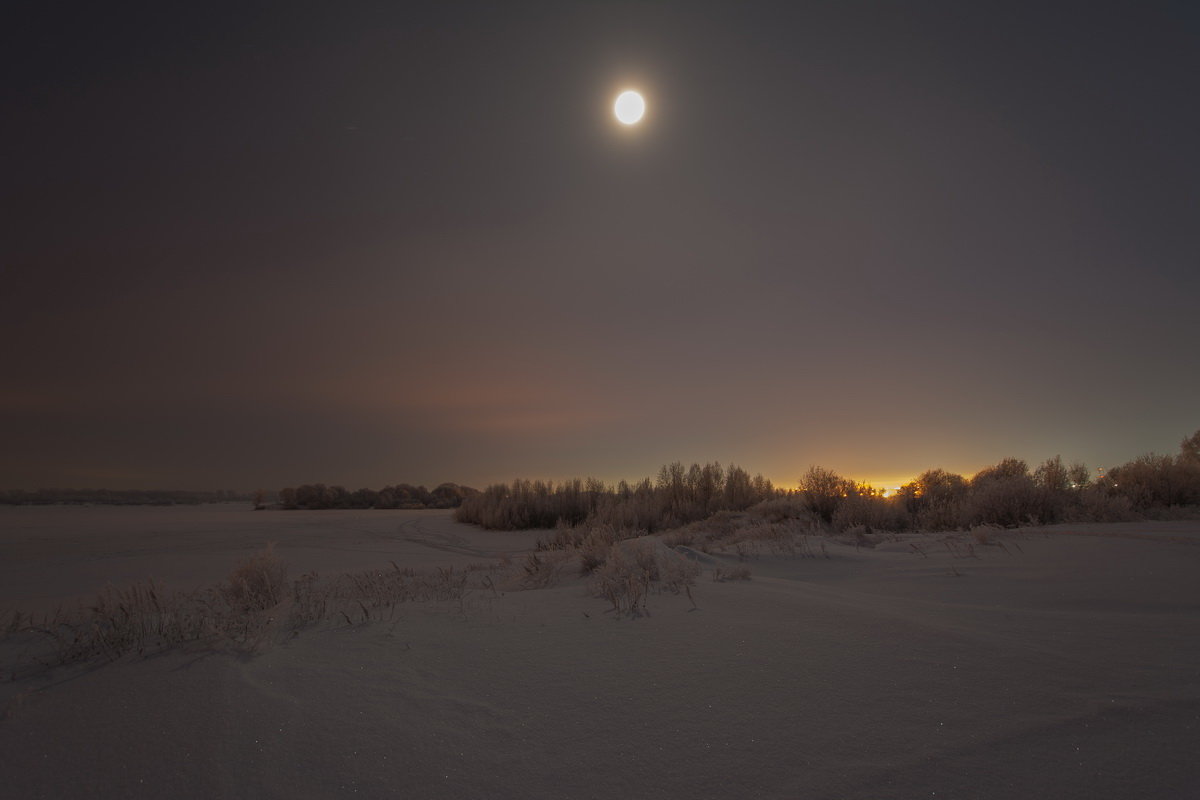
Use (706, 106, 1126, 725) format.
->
(276, 482, 477, 510)
(455, 430, 1200, 532)
(455, 463, 777, 531)
(0, 489, 249, 506)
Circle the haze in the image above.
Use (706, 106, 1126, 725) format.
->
(4, 2, 1198, 491)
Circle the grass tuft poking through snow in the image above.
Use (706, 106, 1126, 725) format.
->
(589, 541, 700, 618)
(224, 542, 288, 612)
(0, 545, 510, 675)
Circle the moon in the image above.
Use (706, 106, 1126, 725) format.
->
(614, 90, 646, 125)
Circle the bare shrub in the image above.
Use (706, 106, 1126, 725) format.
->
(832, 493, 907, 532)
(798, 466, 855, 524)
(1106, 453, 1199, 509)
(578, 550, 605, 576)
(224, 544, 288, 611)
(966, 468, 1041, 528)
(511, 551, 568, 590)
(589, 540, 699, 617)
(591, 545, 652, 617)
(630, 540, 661, 581)
(896, 469, 969, 531)
(1072, 489, 1137, 522)
(575, 524, 619, 574)
(658, 548, 701, 597)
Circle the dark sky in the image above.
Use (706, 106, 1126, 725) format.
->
(4, 1, 1199, 491)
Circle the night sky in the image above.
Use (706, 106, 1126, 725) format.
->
(4, 2, 1199, 491)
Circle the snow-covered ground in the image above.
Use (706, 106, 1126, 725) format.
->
(0, 503, 545, 613)
(1, 510, 1198, 799)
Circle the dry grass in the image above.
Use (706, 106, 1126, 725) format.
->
(943, 537, 979, 560)
(225, 542, 288, 611)
(1, 545, 506, 675)
(14, 546, 296, 667)
(670, 516, 831, 561)
(517, 552, 562, 589)
(591, 546, 651, 617)
(589, 541, 699, 618)
(538, 521, 643, 554)
(575, 524, 622, 575)
(660, 512, 743, 551)
(330, 563, 472, 618)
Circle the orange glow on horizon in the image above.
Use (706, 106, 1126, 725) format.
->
(770, 475, 914, 496)
(862, 479, 913, 498)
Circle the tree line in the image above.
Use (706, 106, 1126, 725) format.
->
(276, 482, 477, 510)
(454, 430, 1200, 533)
(802, 429, 1200, 532)
(454, 463, 777, 531)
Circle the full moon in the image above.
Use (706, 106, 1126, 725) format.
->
(614, 90, 646, 125)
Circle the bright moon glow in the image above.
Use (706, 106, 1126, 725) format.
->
(614, 90, 646, 125)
